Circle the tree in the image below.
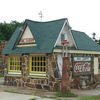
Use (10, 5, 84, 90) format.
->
(92, 33, 100, 45)
(92, 32, 96, 40)
(0, 32, 5, 40)
(0, 21, 23, 40)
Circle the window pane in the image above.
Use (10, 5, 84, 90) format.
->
(8, 56, 21, 72)
(30, 56, 46, 72)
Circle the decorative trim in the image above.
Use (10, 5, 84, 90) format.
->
(29, 73, 46, 76)
(54, 49, 100, 54)
(54, 19, 68, 47)
(8, 72, 21, 75)
(17, 44, 37, 47)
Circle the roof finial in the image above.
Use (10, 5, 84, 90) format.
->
(38, 11, 43, 22)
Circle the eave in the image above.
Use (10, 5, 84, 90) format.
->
(54, 49, 100, 55)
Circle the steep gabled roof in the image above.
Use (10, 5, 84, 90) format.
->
(71, 30, 100, 51)
(3, 18, 66, 54)
(2, 27, 21, 54)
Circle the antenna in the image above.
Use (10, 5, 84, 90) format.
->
(38, 11, 43, 22)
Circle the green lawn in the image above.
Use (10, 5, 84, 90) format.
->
(79, 95, 100, 100)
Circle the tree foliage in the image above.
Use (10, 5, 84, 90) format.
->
(0, 21, 23, 41)
(92, 33, 100, 45)
(95, 39, 100, 45)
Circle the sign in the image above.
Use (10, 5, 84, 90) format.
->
(19, 38, 34, 44)
(61, 40, 69, 45)
(73, 62, 91, 73)
(73, 57, 92, 75)
(74, 57, 91, 61)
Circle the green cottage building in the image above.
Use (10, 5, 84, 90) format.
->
(2, 18, 100, 90)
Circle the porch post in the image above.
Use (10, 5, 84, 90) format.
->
(21, 54, 29, 78)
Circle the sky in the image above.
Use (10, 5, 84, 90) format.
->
(0, 0, 100, 39)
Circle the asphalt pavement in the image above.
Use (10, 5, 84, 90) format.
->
(0, 92, 37, 100)
(0, 77, 99, 100)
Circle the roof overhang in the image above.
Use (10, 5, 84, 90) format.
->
(54, 49, 100, 55)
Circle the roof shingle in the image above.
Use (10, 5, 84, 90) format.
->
(71, 30, 100, 51)
(3, 18, 66, 54)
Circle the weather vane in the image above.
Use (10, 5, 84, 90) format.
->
(38, 11, 43, 22)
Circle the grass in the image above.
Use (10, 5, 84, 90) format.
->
(30, 98, 37, 100)
(79, 95, 100, 100)
(30, 91, 78, 100)
(0, 76, 3, 78)
(56, 91, 78, 97)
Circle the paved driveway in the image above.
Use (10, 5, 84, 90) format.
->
(0, 92, 39, 100)
(0, 92, 56, 100)
(0, 77, 4, 85)
(72, 89, 100, 96)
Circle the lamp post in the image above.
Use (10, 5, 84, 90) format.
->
(61, 40, 70, 93)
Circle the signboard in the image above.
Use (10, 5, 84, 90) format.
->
(74, 57, 91, 61)
(19, 38, 34, 44)
(73, 62, 91, 73)
(73, 57, 92, 75)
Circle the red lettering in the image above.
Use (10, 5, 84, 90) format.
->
(74, 62, 91, 73)
(19, 38, 34, 44)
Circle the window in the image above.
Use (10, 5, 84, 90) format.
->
(30, 56, 46, 72)
(8, 56, 21, 74)
(61, 34, 65, 41)
(29, 56, 46, 77)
